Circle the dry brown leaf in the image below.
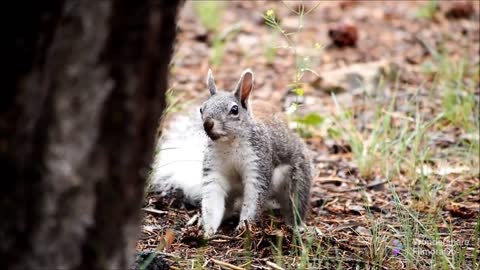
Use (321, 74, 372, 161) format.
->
(164, 229, 175, 249)
(157, 229, 176, 251)
(444, 203, 477, 219)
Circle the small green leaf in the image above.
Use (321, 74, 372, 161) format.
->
(298, 128, 313, 139)
(327, 127, 341, 138)
(296, 113, 324, 126)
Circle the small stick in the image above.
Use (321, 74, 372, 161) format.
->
(202, 259, 211, 268)
(338, 179, 388, 193)
(266, 261, 285, 270)
(316, 176, 351, 184)
(156, 251, 181, 260)
(142, 208, 168, 215)
(211, 258, 246, 270)
(186, 214, 199, 226)
(208, 234, 241, 240)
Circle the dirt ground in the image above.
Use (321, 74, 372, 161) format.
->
(136, 1, 479, 269)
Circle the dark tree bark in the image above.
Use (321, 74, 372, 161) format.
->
(1, 1, 182, 269)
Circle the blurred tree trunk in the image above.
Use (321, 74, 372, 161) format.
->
(1, 1, 181, 269)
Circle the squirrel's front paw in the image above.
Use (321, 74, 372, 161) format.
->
(235, 223, 245, 233)
(235, 220, 252, 234)
(203, 227, 216, 238)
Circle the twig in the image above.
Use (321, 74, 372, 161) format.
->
(281, 1, 300, 15)
(202, 259, 211, 268)
(239, 261, 252, 268)
(316, 176, 351, 185)
(185, 213, 199, 226)
(211, 258, 246, 270)
(305, 2, 321, 15)
(142, 208, 168, 215)
(266, 261, 285, 270)
(156, 251, 181, 260)
(208, 234, 242, 241)
(381, 109, 414, 122)
(333, 179, 388, 193)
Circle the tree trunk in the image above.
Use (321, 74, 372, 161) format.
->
(1, 1, 181, 269)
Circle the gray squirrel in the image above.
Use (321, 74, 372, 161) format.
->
(150, 69, 312, 236)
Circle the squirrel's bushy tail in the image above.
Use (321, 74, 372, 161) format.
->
(149, 112, 206, 204)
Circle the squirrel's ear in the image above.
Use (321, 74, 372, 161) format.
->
(234, 69, 254, 109)
(207, 69, 217, 95)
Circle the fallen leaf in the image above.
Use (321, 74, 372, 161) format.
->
(446, 1, 474, 19)
(164, 229, 175, 248)
(157, 229, 176, 251)
(444, 203, 477, 219)
(328, 23, 358, 47)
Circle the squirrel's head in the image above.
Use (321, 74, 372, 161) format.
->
(200, 69, 254, 141)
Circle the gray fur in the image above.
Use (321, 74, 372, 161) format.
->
(200, 69, 312, 236)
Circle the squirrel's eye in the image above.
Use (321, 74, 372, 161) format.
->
(230, 105, 239, 115)
(200, 107, 203, 114)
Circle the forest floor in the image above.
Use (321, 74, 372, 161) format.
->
(136, 1, 479, 269)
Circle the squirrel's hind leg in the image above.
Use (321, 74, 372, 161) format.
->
(290, 157, 312, 227)
(271, 165, 294, 224)
(275, 159, 312, 229)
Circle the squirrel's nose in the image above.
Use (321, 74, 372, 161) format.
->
(203, 119, 214, 132)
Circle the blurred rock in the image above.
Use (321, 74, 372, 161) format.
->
(315, 60, 394, 93)
(445, 1, 475, 19)
(282, 16, 300, 32)
(328, 23, 358, 47)
(355, 226, 371, 236)
(236, 34, 259, 51)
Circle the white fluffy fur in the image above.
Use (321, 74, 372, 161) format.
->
(149, 112, 206, 202)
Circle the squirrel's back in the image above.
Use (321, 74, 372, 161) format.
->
(252, 100, 309, 168)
